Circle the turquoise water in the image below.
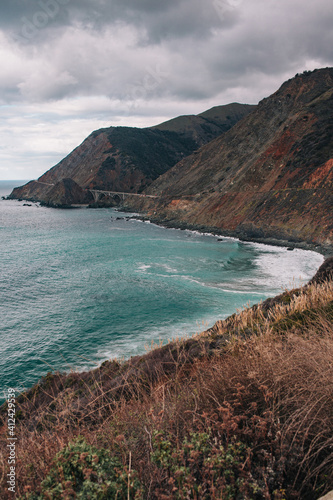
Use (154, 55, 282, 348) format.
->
(0, 181, 324, 402)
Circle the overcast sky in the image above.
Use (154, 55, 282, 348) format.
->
(0, 0, 332, 180)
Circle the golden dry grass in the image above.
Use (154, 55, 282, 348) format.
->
(1, 278, 332, 499)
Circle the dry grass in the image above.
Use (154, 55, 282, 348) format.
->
(0, 277, 333, 499)
(209, 278, 333, 338)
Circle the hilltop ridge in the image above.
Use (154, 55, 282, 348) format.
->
(152, 102, 254, 146)
(126, 68, 333, 255)
(8, 103, 254, 205)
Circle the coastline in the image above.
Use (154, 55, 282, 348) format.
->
(120, 207, 333, 259)
(1, 193, 332, 497)
(5, 183, 332, 259)
(0, 197, 327, 402)
(4, 189, 331, 257)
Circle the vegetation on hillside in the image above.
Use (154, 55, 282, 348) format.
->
(137, 68, 333, 253)
(9, 103, 255, 202)
(0, 259, 332, 499)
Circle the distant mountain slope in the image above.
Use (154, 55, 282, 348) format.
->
(130, 68, 333, 253)
(152, 103, 255, 147)
(9, 104, 254, 203)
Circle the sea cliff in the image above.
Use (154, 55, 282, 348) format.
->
(123, 68, 333, 257)
(8, 69, 333, 256)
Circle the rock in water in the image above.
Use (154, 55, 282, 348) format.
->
(42, 178, 93, 208)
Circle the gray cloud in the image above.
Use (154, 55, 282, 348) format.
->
(0, 0, 332, 179)
(5, 0, 237, 46)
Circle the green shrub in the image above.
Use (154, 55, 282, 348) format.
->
(22, 436, 143, 499)
(151, 429, 262, 499)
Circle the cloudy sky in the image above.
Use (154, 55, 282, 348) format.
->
(0, 0, 332, 180)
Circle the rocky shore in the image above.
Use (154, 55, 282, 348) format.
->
(121, 208, 333, 258)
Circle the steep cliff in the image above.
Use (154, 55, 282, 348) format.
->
(129, 68, 333, 254)
(9, 104, 254, 204)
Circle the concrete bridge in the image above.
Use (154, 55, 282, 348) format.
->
(33, 181, 158, 204)
(88, 189, 158, 203)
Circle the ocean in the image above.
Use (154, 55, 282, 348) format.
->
(0, 180, 324, 402)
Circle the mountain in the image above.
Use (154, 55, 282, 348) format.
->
(127, 68, 333, 254)
(152, 103, 255, 147)
(9, 69, 332, 254)
(8, 104, 254, 205)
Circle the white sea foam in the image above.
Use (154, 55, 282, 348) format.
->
(239, 243, 324, 291)
(259, 249, 323, 284)
(212, 286, 265, 295)
(156, 263, 179, 273)
(94, 318, 222, 364)
(137, 264, 152, 272)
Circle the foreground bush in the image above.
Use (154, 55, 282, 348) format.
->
(21, 437, 143, 499)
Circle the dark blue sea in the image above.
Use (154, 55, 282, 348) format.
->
(0, 180, 324, 402)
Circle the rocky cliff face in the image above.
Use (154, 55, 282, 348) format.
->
(9, 104, 254, 204)
(128, 68, 333, 254)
